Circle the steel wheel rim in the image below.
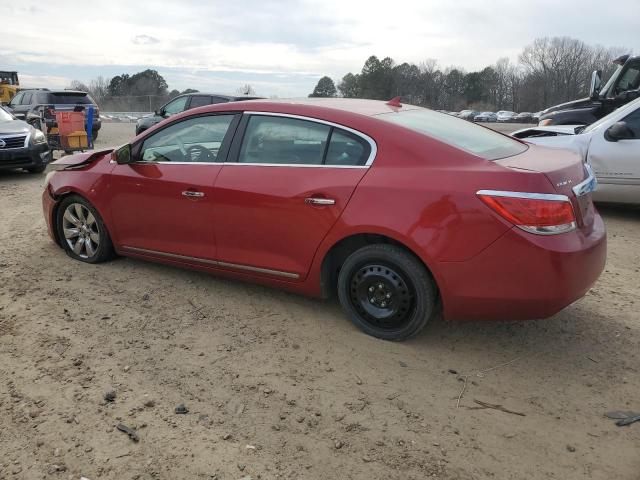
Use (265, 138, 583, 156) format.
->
(349, 263, 416, 330)
(62, 203, 100, 259)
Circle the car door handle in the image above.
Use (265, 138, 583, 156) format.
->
(182, 190, 205, 198)
(305, 197, 335, 205)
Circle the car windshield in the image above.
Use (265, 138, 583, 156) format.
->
(0, 107, 13, 122)
(376, 108, 528, 160)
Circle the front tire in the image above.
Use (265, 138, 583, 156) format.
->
(26, 165, 46, 174)
(337, 244, 436, 341)
(56, 195, 114, 263)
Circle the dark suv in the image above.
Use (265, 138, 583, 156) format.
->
(6, 89, 101, 140)
(135, 93, 261, 135)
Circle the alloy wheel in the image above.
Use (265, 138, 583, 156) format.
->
(62, 203, 100, 259)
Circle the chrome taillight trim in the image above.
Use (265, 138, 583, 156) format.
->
(572, 163, 597, 197)
(519, 222, 577, 235)
(476, 190, 571, 202)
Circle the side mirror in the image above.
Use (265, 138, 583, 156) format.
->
(605, 121, 634, 142)
(114, 144, 132, 164)
(589, 70, 602, 99)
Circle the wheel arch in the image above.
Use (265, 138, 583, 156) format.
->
(319, 231, 442, 302)
(50, 190, 111, 248)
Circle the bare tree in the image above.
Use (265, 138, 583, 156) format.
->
(236, 84, 257, 96)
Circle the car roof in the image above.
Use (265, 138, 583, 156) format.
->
(175, 92, 263, 101)
(200, 97, 426, 117)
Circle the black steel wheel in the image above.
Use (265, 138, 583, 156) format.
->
(338, 244, 436, 341)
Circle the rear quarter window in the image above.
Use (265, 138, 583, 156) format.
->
(377, 109, 527, 160)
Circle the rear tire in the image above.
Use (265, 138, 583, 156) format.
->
(56, 195, 114, 263)
(26, 165, 46, 174)
(337, 244, 436, 341)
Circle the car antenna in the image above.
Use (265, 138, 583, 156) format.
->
(386, 96, 402, 108)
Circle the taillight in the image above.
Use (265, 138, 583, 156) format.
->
(477, 190, 576, 235)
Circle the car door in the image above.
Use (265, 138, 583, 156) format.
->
(588, 107, 640, 203)
(212, 113, 375, 280)
(108, 113, 240, 260)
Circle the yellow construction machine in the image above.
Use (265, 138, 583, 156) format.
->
(0, 71, 19, 105)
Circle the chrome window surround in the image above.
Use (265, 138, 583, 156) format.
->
(235, 111, 378, 169)
(132, 112, 377, 168)
(476, 189, 577, 235)
(572, 163, 598, 197)
(122, 245, 300, 280)
(0, 133, 30, 149)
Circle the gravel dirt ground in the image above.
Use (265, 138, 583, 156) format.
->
(0, 123, 638, 480)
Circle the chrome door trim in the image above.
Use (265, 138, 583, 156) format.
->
(243, 111, 378, 167)
(122, 245, 300, 280)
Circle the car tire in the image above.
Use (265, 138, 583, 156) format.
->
(26, 165, 46, 174)
(56, 195, 114, 264)
(337, 244, 436, 341)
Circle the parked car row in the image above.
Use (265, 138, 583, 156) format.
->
(440, 110, 544, 123)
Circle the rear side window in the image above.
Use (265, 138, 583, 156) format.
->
(238, 116, 330, 165)
(325, 129, 370, 166)
(189, 95, 212, 108)
(50, 93, 93, 105)
(376, 109, 527, 160)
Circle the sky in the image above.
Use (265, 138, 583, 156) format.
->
(2, 0, 638, 97)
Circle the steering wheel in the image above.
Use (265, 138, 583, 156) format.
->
(186, 144, 215, 162)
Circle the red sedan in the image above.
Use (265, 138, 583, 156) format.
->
(42, 98, 606, 340)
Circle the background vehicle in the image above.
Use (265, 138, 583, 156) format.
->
(474, 111, 497, 122)
(6, 89, 101, 140)
(539, 54, 640, 126)
(0, 71, 19, 105)
(43, 99, 604, 341)
(458, 109, 479, 121)
(513, 96, 640, 204)
(0, 106, 51, 173)
(515, 112, 534, 123)
(135, 92, 262, 135)
(496, 111, 517, 122)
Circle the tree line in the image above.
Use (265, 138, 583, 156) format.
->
(309, 37, 628, 112)
(70, 70, 257, 112)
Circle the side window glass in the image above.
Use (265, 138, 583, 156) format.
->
(189, 96, 212, 108)
(210, 97, 229, 105)
(325, 129, 370, 166)
(163, 96, 188, 116)
(9, 92, 23, 107)
(140, 114, 235, 163)
(622, 108, 640, 138)
(616, 66, 640, 94)
(21, 92, 33, 105)
(238, 116, 330, 165)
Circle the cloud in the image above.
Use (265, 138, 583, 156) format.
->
(132, 35, 160, 45)
(2, 0, 638, 97)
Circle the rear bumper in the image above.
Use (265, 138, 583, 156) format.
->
(438, 214, 607, 321)
(0, 144, 51, 170)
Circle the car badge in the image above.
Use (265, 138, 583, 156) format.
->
(0, 139, 5, 148)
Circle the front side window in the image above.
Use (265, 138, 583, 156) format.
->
(20, 92, 32, 105)
(621, 108, 640, 138)
(615, 65, 640, 94)
(163, 96, 188, 116)
(189, 96, 212, 108)
(238, 116, 330, 165)
(140, 114, 235, 163)
(376, 108, 527, 160)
